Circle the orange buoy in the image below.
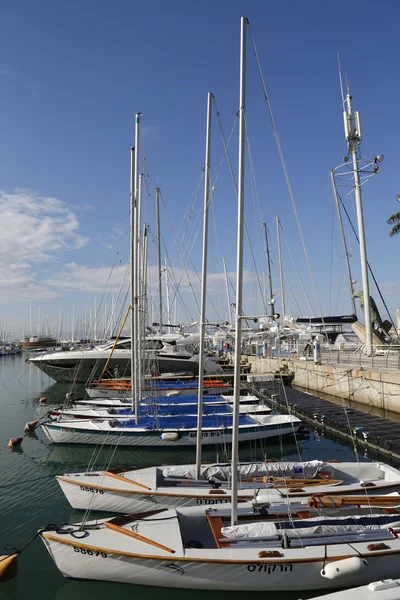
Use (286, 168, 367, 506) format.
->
(0, 554, 18, 581)
(39, 397, 47, 404)
(24, 420, 39, 432)
(8, 438, 23, 449)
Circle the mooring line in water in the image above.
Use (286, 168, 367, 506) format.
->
(0, 361, 31, 387)
(0, 523, 76, 582)
(0, 473, 56, 489)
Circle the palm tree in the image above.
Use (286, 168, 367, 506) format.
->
(387, 195, 400, 236)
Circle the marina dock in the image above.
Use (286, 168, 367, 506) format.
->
(250, 378, 400, 461)
(246, 353, 400, 416)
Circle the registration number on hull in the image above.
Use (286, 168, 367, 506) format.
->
(247, 564, 293, 573)
(189, 431, 223, 439)
(80, 485, 105, 494)
(195, 498, 229, 505)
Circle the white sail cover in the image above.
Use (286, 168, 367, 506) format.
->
(162, 460, 331, 482)
(221, 514, 399, 540)
(283, 514, 400, 536)
(221, 522, 278, 539)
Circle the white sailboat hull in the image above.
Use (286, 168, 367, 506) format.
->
(55, 461, 400, 513)
(41, 522, 400, 591)
(85, 385, 232, 399)
(41, 417, 299, 446)
(57, 478, 238, 512)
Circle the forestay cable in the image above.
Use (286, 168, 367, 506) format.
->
(248, 23, 330, 334)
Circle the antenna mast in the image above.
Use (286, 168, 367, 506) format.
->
(343, 92, 373, 355)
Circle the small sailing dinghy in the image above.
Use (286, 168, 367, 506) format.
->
(68, 392, 261, 409)
(40, 500, 400, 591)
(41, 412, 300, 446)
(49, 395, 271, 420)
(86, 377, 233, 399)
(56, 460, 400, 514)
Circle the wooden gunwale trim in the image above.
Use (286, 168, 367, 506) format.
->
(103, 471, 151, 490)
(104, 521, 175, 553)
(41, 533, 400, 564)
(55, 476, 253, 499)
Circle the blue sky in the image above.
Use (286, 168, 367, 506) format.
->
(0, 0, 399, 339)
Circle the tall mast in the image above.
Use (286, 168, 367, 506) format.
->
(330, 170, 357, 316)
(262, 222, 274, 318)
(156, 186, 163, 334)
(195, 91, 213, 479)
(136, 173, 143, 397)
(132, 113, 142, 420)
(130, 145, 136, 416)
(276, 215, 285, 326)
(29, 303, 32, 338)
(231, 16, 247, 527)
(223, 257, 232, 326)
(142, 223, 149, 345)
(71, 304, 75, 341)
(343, 92, 372, 355)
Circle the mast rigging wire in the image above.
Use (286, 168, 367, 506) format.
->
(248, 23, 332, 345)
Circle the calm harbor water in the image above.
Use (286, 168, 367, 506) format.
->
(0, 354, 391, 600)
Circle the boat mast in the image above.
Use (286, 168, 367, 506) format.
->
(132, 114, 142, 420)
(195, 91, 212, 479)
(276, 215, 285, 326)
(71, 304, 75, 341)
(156, 186, 163, 335)
(343, 92, 372, 355)
(164, 257, 171, 332)
(330, 170, 357, 316)
(137, 174, 143, 396)
(142, 223, 149, 352)
(94, 297, 97, 341)
(262, 222, 274, 318)
(231, 16, 247, 527)
(130, 147, 137, 414)
(223, 257, 232, 326)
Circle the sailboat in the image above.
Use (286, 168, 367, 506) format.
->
(55, 459, 400, 514)
(48, 393, 272, 420)
(40, 19, 400, 590)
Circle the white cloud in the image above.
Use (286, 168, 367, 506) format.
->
(44, 262, 258, 312)
(46, 262, 128, 293)
(0, 189, 88, 302)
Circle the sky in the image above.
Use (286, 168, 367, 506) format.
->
(1, 0, 400, 339)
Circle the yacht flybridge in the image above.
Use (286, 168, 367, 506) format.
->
(28, 334, 222, 383)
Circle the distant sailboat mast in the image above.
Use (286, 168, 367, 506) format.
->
(262, 222, 275, 319)
(156, 186, 163, 334)
(223, 257, 232, 326)
(276, 215, 285, 326)
(195, 91, 213, 479)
